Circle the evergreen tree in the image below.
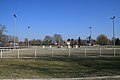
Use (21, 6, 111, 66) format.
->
(115, 38, 120, 45)
(71, 39, 74, 48)
(78, 37, 81, 47)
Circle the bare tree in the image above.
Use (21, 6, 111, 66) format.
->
(43, 35, 53, 45)
(53, 34, 63, 45)
(0, 24, 7, 43)
(0, 24, 7, 35)
(96, 34, 108, 45)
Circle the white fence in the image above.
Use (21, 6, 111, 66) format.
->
(0, 48, 120, 58)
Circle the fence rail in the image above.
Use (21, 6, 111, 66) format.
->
(0, 48, 120, 58)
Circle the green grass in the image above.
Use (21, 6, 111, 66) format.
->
(0, 57, 120, 79)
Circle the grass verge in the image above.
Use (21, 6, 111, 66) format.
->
(0, 57, 120, 79)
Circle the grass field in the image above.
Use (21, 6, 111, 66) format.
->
(0, 57, 120, 79)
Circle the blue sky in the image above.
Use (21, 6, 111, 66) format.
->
(0, 0, 120, 41)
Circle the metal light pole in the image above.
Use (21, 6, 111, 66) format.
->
(28, 26, 30, 48)
(89, 27, 92, 45)
(13, 14, 17, 49)
(110, 16, 115, 56)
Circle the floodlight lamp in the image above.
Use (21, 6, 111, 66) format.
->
(113, 16, 115, 19)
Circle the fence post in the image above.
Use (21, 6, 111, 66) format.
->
(52, 49, 53, 57)
(68, 49, 70, 58)
(114, 48, 116, 56)
(100, 48, 101, 57)
(35, 49, 37, 58)
(18, 49, 19, 58)
(85, 49, 86, 58)
(1, 49, 2, 58)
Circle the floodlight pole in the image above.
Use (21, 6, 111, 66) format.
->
(110, 16, 115, 56)
(89, 27, 92, 44)
(13, 14, 17, 49)
(28, 26, 30, 48)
